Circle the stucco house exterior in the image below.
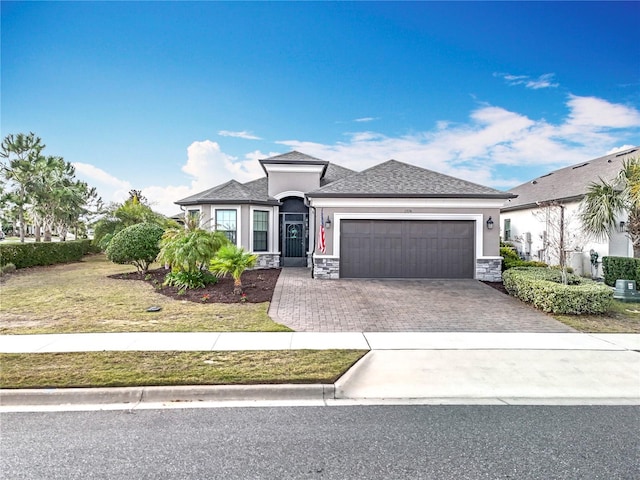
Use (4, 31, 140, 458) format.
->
(501, 147, 638, 276)
(175, 151, 514, 280)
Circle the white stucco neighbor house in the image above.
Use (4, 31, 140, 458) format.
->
(175, 151, 514, 280)
(501, 147, 639, 277)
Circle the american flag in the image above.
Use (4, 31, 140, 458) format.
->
(318, 208, 326, 254)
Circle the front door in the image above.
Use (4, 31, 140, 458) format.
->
(282, 220, 306, 267)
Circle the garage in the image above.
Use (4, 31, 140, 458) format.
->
(340, 220, 475, 279)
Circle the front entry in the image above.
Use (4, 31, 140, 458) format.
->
(279, 197, 309, 267)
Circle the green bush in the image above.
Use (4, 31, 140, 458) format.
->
(163, 270, 218, 290)
(502, 267, 612, 314)
(601, 256, 640, 286)
(500, 246, 547, 271)
(0, 239, 95, 268)
(105, 223, 164, 274)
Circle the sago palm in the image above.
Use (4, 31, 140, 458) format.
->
(210, 244, 258, 295)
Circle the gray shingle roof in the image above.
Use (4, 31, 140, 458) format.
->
(503, 147, 639, 212)
(260, 150, 326, 162)
(307, 159, 515, 198)
(321, 162, 356, 186)
(176, 178, 278, 206)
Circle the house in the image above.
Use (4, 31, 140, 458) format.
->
(501, 147, 639, 276)
(175, 151, 514, 280)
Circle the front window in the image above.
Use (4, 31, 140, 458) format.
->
(503, 219, 511, 241)
(253, 211, 268, 252)
(216, 209, 237, 244)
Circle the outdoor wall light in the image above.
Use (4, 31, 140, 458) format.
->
(618, 221, 626, 233)
(486, 216, 494, 230)
(325, 216, 332, 229)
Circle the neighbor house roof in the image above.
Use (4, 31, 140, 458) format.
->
(502, 146, 639, 212)
(306, 159, 516, 199)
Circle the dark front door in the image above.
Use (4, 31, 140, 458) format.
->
(282, 220, 306, 266)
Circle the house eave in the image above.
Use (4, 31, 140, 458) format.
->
(306, 192, 517, 200)
(501, 194, 584, 213)
(175, 199, 281, 207)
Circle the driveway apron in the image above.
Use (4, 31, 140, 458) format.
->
(269, 268, 575, 333)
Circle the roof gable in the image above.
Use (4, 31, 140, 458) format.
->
(176, 178, 277, 206)
(503, 147, 639, 211)
(308, 159, 513, 198)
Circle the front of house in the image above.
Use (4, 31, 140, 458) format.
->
(175, 151, 514, 281)
(501, 147, 638, 276)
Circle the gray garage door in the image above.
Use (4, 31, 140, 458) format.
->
(340, 220, 475, 279)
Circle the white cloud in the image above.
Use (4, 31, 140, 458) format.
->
(607, 145, 636, 155)
(496, 72, 559, 89)
(72, 162, 132, 204)
(76, 94, 639, 216)
(354, 117, 377, 123)
(217, 130, 262, 140)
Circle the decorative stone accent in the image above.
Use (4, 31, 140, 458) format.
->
(313, 257, 340, 279)
(476, 257, 502, 282)
(253, 253, 280, 269)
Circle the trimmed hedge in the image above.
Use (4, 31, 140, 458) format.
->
(502, 267, 612, 314)
(500, 246, 547, 271)
(601, 256, 640, 287)
(0, 239, 97, 269)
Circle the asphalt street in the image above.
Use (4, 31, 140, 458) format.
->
(1, 405, 638, 479)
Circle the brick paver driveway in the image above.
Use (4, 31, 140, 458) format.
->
(269, 268, 575, 332)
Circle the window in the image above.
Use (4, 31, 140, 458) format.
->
(503, 219, 511, 241)
(253, 211, 268, 252)
(215, 209, 237, 243)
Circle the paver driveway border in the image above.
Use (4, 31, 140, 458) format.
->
(268, 268, 575, 333)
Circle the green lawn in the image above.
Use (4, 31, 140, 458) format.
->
(552, 299, 640, 333)
(0, 254, 291, 334)
(0, 350, 368, 389)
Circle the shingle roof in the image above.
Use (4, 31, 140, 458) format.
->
(175, 178, 278, 206)
(307, 159, 515, 198)
(260, 150, 326, 163)
(321, 162, 356, 186)
(503, 147, 639, 212)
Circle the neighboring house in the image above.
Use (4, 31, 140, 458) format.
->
(501, 147, 639, 276)
(175, 151, 514, 280)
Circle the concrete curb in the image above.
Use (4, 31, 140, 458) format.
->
(0, 384, 336, 406)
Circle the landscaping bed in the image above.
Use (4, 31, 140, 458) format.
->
(109, 267, 281, 304)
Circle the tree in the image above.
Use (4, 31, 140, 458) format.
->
(105, 223, 164, 274)
(580, 158, 640, 257)
(0, 133, 45, 242)
(92, 192, 176, 249)
(210, 244, 258, 295)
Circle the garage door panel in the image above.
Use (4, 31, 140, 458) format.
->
(340, 220, 474, 279)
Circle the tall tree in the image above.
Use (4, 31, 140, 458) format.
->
(580, 158, 640, 257)
(0, 133, 45, 242)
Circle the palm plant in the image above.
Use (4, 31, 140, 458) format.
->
(210, 244, 258, 295)
(580, 158, 640, 257)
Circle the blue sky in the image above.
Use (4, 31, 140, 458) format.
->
(2, 1, 639, 215)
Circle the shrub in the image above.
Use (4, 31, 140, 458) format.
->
(0, 263, 16, 276)
(500, 246, 547, 271)
(0, 239, 95, 269)
(210, 244, 258, 295)
(105, 223, 164, 274)
(158, 228, 228, 274)
(163, 270, 218, 290)
(502, 267, 612, 314)
(601, 256, 640, 287)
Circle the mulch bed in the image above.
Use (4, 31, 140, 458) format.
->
(109, 268, 281, 304)
(481, 281, 508, 295)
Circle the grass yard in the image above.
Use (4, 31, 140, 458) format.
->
(553, 299, 640, 333)
(0, 254, 291, 334)
(0, 350, 368, 389)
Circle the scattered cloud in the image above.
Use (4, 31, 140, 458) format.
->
(217, 130, 262, 140)
(354, 117, 377, 123)
(78, 94, 639, 215)
(73, 162, 132, 204)
(607, 145, 636, 155)
(496, 72, 559, 89)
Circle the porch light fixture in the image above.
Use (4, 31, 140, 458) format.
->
(486, 217, 494, 230)
(618, 221, 626, 233)
(325, 216, 332, 229)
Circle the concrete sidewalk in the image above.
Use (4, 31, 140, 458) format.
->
(1, 332, 639, 408)
(2, 331, 639, 353)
